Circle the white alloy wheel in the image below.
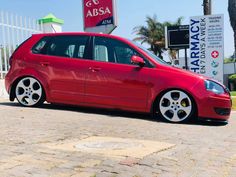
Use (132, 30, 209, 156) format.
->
(159, 90, 193, 123)
(15, 77, 44, 106)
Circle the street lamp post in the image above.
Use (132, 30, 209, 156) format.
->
(234, 51, 236, 74)
(209, 0, 212, 14)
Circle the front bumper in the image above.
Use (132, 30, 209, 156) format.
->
(198, 94, 231, 121)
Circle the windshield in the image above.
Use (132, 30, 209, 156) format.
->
(130, 40, 170, 66)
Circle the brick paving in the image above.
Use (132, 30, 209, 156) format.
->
(0, 99, 236, 177)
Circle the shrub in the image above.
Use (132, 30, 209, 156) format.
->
(229, 74, 236, 82)
(229, 74, 236, 91)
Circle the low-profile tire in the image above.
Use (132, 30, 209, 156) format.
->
(156, 89, 195, 123)
(15, 77, 45, 107)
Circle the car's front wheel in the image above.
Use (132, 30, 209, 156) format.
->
(157, 90, 195, 123)
(15, 77, 45, 107)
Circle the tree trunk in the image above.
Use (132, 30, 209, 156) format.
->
(157, 47, 163, 59)
(151, 45, 157, 55)
(203, 0, 212, 15)
(234, 29, 236, 57)
(228, 0, 236, 56)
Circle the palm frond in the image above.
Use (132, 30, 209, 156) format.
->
(132, 15, 184, 58)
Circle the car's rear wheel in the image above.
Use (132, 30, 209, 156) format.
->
(157, 90, 195, 123)
(15, 77, 45, 107)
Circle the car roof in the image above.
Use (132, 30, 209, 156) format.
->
(32, 32, 134, 50)
(32, 32, 126, 41)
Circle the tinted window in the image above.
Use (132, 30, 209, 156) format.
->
(114, 46, 137, 65)
(93, 37, 114, 63)
(94, 45, 109, 62)
(94, 37, 152, 67)
(129, 40, 168, 66)
(47, 36, 89, 59)
(78, 45, 86, 58)
(32, 37, 50, 54)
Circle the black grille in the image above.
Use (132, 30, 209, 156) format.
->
(214, 108, 231, 116)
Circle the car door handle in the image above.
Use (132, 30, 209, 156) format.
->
(89, 67, 101, 72)
(40, 62, 50, 67)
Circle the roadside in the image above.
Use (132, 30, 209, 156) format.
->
(232, 97, 236, 110)
(0, 100, 235, 177)
(230, 91, 236, 110)
(0, 79, 8, 99)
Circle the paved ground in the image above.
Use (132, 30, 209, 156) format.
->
(0, 99, 236, 177)
(0, 80, 8, 99)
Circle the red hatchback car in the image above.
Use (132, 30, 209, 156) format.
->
(5, 32, 231, 123)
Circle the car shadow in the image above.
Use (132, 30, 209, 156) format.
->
(0, 101, 155, 121)
(0, 101, 228, 127)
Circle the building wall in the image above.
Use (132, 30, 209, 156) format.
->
(43, 23, 62, 33)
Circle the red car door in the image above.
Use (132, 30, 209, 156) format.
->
(30, 35, 91, 104)
(84, 36, 153, 112)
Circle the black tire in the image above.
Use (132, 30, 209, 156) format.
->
(155, 89, 196, 123)
(15, 77, 45, 107)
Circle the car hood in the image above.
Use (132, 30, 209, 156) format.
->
(158, 64, 227, 88)
(160, 64, 206, 79)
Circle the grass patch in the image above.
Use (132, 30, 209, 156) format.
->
(230, 91, 236, 96)
(232, 97, 236, 110)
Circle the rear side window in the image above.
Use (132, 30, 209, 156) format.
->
(32, 36, 50, 54)
(32, 35, 89, 59)
(47, 35, 89, 59)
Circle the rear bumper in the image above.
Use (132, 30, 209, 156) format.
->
(5, 76, 10, 94)
(4, 74, 11, 94)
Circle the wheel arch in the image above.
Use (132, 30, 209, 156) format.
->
(10, 74, 49, 102)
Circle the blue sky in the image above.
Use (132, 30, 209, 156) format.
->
(1, 0, 234, 57)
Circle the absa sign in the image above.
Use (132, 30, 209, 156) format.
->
(83, 0, 117, 34)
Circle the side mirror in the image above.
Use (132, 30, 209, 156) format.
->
(131, 55, 145, 67)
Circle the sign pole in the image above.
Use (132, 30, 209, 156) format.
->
(185, 47, 188, 70)
(234, 51, 236, 74)
(209, 0, 212, 14)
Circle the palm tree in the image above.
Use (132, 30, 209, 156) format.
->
(133, 15, 183, 59)
(228, 0, 236, 56)
(133, 15, 163, 58)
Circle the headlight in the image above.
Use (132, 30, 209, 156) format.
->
(205, 80, 225, 94)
